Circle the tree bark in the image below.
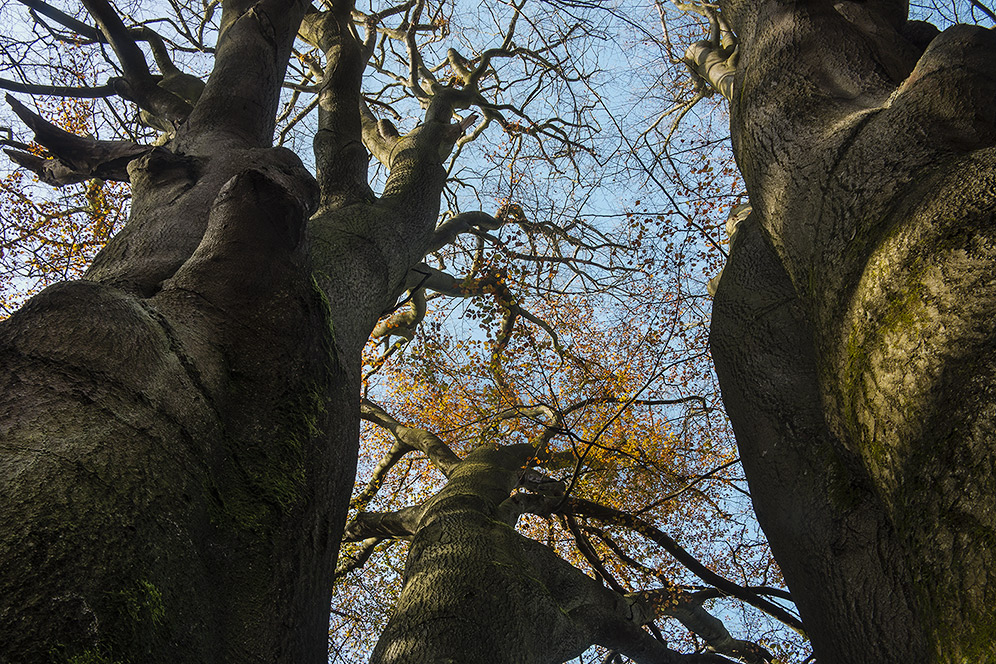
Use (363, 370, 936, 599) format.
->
(365, 445, 682, 664)
(0, 0, 457, 661)
(711, 2, 996, 661)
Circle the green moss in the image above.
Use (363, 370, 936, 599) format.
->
(46, 579, 166, 664)
(841, 261, 928, 474)
(882, 281, 926, 335)
(930, 607, 996, 663)
(49, 642, 120, 664)
(62, 650, 124, 664)
(841, 328, 874, 456)
(122, 580, 165, 627)
(205, 274, 338, 531)
(219, 381, 328, 529)
(105, 578, 167, 647)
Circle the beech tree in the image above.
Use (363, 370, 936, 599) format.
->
(682, 0, 996, 661)
(0, 0, 790, 662)
(326, 244, 802, 662)
(5, 0, 993, 661)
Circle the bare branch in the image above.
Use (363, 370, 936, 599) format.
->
(349, 438, 413, 513)
(0, 79, 116, 99)
(342, 503, 426, 542)
(359, 398, 463, 476)
(567, 497, 806, 634)
(371, 286, 426, 346)
(334, 537, 384, 578)
(969, 0, 996, 23)
(80, 0, 193, 123)
(15, 0, 104, 41)
(5, 94, 150, 185)
(428, 209, 506, 254)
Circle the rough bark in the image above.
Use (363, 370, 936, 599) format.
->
(0, 0, 464, 661)
(364, 445, 683, 664)
(347, 402, 781, 664)
(711, 1, 996, 661)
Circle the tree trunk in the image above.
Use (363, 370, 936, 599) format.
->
(366, 445, 680, 664)
(711, 1, 996, 661)
(0, 0, 485, 657)
(0, 1, 414, 661)
(0, 131, 354, 664)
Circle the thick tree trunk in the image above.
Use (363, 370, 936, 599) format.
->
(370, 446, 592, 664)
(0, 0, 478, 657)
(0, 137, 357, 664)
(0, 1, 384, 661)
(711, 1, 996, 661)
(360, 444, 700, 664)
(365, 446, 680, 664)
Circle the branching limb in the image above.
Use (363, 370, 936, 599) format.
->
(428, 209, 507, 254)
(135, 25, 206, 105)
(516, 467, 566, 496)
(4, 94, 150, 185)
(707, 204, 751, 296)
(360, 398, 463, 476)
(566, 514, 626, 591)
(625, 579, 775, 664)
(15, 0, 104, 41)
(570, 520, 775, 663)
(342, 503, 427, 541)
(334, 537, 384, 578)
(349, 438, 413, 513)
(359, 98, 398, 168)
(300, 3, 372, 207)
(968, 0, 996, 23)
(371, 286, 427, 346)
(509, 491, 803, 635)
(402, 262, 570, 360)
(566, 498, 805, 634)
(681, 7, 737, 101)
(0, 79, 116, 99)
(12, 0, 205, 138)
(81, 0, 193, 125)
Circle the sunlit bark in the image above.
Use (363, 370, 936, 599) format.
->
(711, 1, 996, 660)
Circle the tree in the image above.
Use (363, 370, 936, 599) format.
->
(685, 0, 996, 661)
(328, 257, 803, 662)
(14, 0, 993, 661)
(0, 98, 130, 315)
(0, 0, 793, 662)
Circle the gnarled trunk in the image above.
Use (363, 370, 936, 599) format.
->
(711, 2, 996, 661)
(367, 445, 678, 664)
(0, 0, 458, 660)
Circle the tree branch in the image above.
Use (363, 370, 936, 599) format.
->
(334, 537, 384, 577)
(969, 0, 996, 24)
(16, 0, 104, 41)
(0, 79, 116, 99)
(428, 209, 507, 254)
(81, 0, 192, 124)
(359, 398, 463, 476)
(303, 4, 373, 208)
(5, 94, 150, 185)
(342, 503, 426, 541)
(185, 0, 308, 146)
(371, 286, 426, 345)
(631, 586, 775, 664)
(349, 438, 413, 513)
(567, 497, 806, 634)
